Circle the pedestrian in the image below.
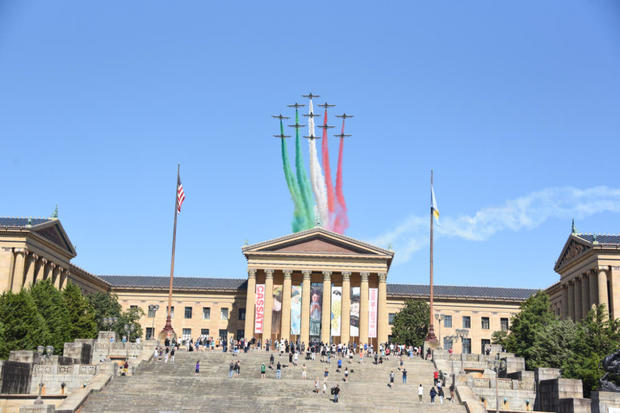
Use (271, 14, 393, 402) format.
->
(164, 347, 169, 363)
(276, 361, 282, 379)
(314, 377, 320, 394)
(261, 363, 266, 379)
(322, 381, 327, 394)
(438, 386, 445, 404)
(270, 353, 274, 366)
(293, 352, 299, 366)
(302, 363, 307, 380)
(430, 386, 437, 404)
(170, 348, 175, 364)
(229, 361, 234, 378)
(402, 368, 407, 384)
(195, 360, 200, 375)
(388, 370, 394, 388)
(450, 383, 455, 402)
(332, 384, 340, 403)
(418, 384, 423, 402)
(344, 367, 349, 383)
(433, 370, 439, 385)
(324, 367, 329, 380)
(337, 358, 342, 372)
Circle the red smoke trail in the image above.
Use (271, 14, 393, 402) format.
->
(334, 117, 349, 234)
(321, 108, 336, 230)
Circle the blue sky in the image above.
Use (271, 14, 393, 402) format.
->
(1, 1, 619, 289)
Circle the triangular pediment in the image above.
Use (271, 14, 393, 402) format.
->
(243, 227, 393, 258)
(554, 235, 591, 272)
(32, 220, 77, 257)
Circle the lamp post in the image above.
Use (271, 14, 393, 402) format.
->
(455, 329, 469, 374)
(34, 345, 54, 405)
(123, 323, 136, 359)
(103, 316, 118, 339)
(148, 304, 159, 339)
(493, 353, 506, 413)
(434, 313, 445, 348)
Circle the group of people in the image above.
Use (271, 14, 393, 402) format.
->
(414, 370, 456, 404)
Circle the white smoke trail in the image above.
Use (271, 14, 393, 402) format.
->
(370, 186, 620, 264)
(307, 99, 329, 227)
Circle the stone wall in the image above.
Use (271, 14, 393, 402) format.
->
(1, 361, 32, 394)
(591, 391, 620, 413)
(538, 378, 584, 412)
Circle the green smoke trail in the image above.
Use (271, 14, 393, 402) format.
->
(279, 118, 306, 232)
(294, 108, 316, 228)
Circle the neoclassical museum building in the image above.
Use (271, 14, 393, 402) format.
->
(1, 216, 618, 354)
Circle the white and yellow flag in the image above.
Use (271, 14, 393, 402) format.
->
(431, 185, 440, 224)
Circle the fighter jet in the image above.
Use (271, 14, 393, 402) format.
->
(335, 113, 354, 119)
(303, 134, 321, 140)
(303, 112, 321, 119)
(317, 102, 336, 109)
(272, 114, 289, 121)
(317, 124, 335, 130)
(287, 102, 305, 109)
(302, 93, 320, 100)
(334, 133, 352, 139)
(274, 133, 291, 139)
(288, 122, 306, 129)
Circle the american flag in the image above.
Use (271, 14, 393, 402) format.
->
(177, 176, 186, 214)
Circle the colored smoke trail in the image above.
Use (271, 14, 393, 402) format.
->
(334, 117, 349, 234)
(279, 117, 308, 232)
(307, 99, 329, 227)
(294, 107, 316, 227)
(321, 108, 336, 230)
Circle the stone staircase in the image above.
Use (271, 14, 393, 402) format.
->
(81, 350, 469, 412)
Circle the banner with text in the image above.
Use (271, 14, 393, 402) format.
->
(290, 285, 302, 335)
(255, 284, 265, 334)
(310, 283, 323, 337)
(350, 286, 360, 337)
(331, 286, 342, 336)
(368, 288, 378, 338)
(272, 285, 282, 337)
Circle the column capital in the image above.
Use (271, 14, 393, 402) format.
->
(302, 270, 312, 279)
(248, 269, 257, 278)
(265, 269, 274, 279)
(378, 273, 387, 283)
(283, 270, 292, 279)
(14, 248, 26, 255)
(322, 271, 331, 281)
(360, 272, 369, 282)
(598, 265, 610, 272)
(342, 272, 351, 281)
(40, 258, 48, 265)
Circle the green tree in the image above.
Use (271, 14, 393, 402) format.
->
(491, 330, 508, 348)
(30, 280, 70, 354)
(390, 299, 429, 347)
(88, 291, 143, 341)
(0, 290, 50, 359)
(530, 319, 577, 369)
(63, 282, 97, 340)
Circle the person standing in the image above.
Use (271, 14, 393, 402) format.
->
(418, 384, 424, 402)
(450, 383, 456, 402)
(402, 368, 407, 384)
(195, 360, 200, 375)
(344, 367, 349, 383)
(333, 384, 340, 403)
(229, 361, 234, 378)
(276, 361, 282, 379)
(388, 370, 395, 388)
(433, 370, 439, 385)
(430, 387, 437, 404)
(170, 348, 175, 364)
(270, 353, 274, 366)
(302, 363, 307, 380)
(260, 363, 266, 379)
(314, 377, 320, 394)
(438, 386, 445, 404)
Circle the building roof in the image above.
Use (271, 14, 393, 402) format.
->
(100, 275, 536, 300)
(387, 284, 538, 300)
(574, 234, 620, 244)
(0, 217, 53, 227)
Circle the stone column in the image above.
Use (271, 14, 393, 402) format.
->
(263, 269, 274, 342)
(281, 270, 292, 340)
(598, 267, 609, 319)
(53, 266, 62, 289)
(35, 258, 47, 284)
(589, 269, 598, 313)
(11, 249, 26, 293)
(574, 277, 582, 321)
(561, 284, 569, 320)
(23, 253, 37, 288)
(341, 272, 351, 346)
(567, 280, 575, 320)
(244, 269, 257, 340)
(359, 272, 369, 346)
(300, 270, 311, 346)
(610, 267, 619, 320)
(59, 269, 68, 290)
(321, 271, 331, 344)
(581, 272, 590, 318)
(377, 273, 388, 345)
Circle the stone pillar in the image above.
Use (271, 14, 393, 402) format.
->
(263, 269, 274, 342)
(52, 266, 61, 289)
(561, 284, 569, 320)
(610, 267, 619, 320)
(281, 270, 292, 340)
(300, 270, 311, 346)
(573, 278, 581, 320)
(341, 272, 351, 346)
(321, 271, 331, 344)
(589, 269, 598, 313)
(598, 268, 609, 319)
(244, 269, 256, 340)
(567, 280, 575, 320)
(35, 258, 47, 284)
(44, 262, 54, 282)
(359, 272, 369, 346)
(58, 269, 67, 290)
(11, 249, 26, 293)
(581, 272, 590, 318)
(23, 253, 37, 288)
(377, 273, 388, 345)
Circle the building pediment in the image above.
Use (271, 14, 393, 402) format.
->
(554, 236, 591, 272)
(32, 220, 77, 258)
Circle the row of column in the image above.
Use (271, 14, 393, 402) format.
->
(244, 269, 388, 346)
(7, 248, 68, 292)
(561, 267, 617, 320)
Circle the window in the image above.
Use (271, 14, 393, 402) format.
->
(148, 306, 157, 318)
(184, 306, 193, 319)
(444, 315, 452, 328)
(200, 328, 209, 336)
(388, 313, 396, 325)
(130, 305, 138, 311)
(481, 339, 491, 354)
(500, 318, 509, 331)
(238, 308, 246, 321)
(146, 327, 154, 340)
(462, 316, 471, 329)
(481, 317, 490, 329)
(221, 308, 229, 321)
(219, 329, 227, 340)
(182, 328, 191, 341)
(203, 307, 211, 320)
(462, 338, 471, 354)
(443, 336, 453, 350)
(169, 306, 174, 318)
(236, 329, 244, 340)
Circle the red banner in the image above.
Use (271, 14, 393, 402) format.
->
(369, 288, 378, 338)
(255, 284, 265, 334)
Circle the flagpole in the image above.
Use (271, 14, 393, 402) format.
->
(160, 164, 180, 340)
(427, 169, 437, 342)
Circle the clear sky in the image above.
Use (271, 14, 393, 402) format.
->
(1, 1, 619, 289)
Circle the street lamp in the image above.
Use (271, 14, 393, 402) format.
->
(148, 304, 159, 339)
(455, 329, 469, 374)
(34, 345, 54, 405)
(493, 353, 506, 413)
(434, 313, 445, 348)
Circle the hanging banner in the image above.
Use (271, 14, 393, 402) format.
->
(309, 283, 323, 338)
(255, 284, 265, 334)
(350, 286, 360, 337)
(331, 286, 342, 336)
(368, 288, 378, 338)
(290, 285, 302, 335)
(272, 285, 282, 337)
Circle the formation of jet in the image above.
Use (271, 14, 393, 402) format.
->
(318, 102, 336, 109)
(302, 93, 320, 100)
(272, 114, 291, 139)
(274, 99, 353, 139)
